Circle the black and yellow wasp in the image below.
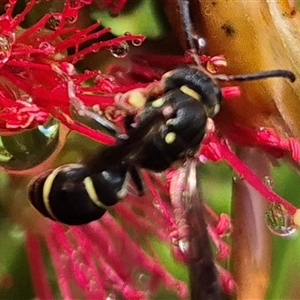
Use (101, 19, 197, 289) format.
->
(27, 1, 295, 298)
(28, 66, 295, 225)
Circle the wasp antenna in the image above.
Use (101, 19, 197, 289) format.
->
(178, 0, 201, 67)
(215, 69, 296, 83)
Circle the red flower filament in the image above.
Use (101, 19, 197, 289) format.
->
(1, 1, 300, 299)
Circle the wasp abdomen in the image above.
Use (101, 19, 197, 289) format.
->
(28, 163, 128, 225)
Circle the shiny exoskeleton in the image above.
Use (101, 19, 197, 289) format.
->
(28, 66, 295, 225)
(131, 67, 222, 171)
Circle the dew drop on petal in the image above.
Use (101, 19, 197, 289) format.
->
(109, 42, 129, 58)
(263, 176, 275, 189)
(132, 39, 143, 47)
(38, 41, 55, 53)
(67, 16, 77, 24)
(124, 32, 143, 47)
(0, 119, 60, 171)
(265, 203, 297, 237)
(197, 37, 206, 49)
(4, 3, 10, 11)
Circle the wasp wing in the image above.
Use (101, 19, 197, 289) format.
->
(86, 109, 167, 173)
(180, 159, 225, 300)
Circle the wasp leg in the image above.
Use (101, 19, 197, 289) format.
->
(128, 165, 145, 196)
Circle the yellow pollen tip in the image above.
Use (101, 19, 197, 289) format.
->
(128, 91, 147, 109)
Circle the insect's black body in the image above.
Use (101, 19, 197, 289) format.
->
(29, 163, 128, 225)
(26, 2, 297, 299)
(29, 67, 221, 225)
(28, 65, 295, 225)
(125, 67, 222, 171)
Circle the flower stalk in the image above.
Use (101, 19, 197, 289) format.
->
(231, 147, 273, 300)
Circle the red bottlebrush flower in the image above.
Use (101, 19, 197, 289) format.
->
(2, 0, 300, 299)
(0, 0, 144, 142)
(25, 184, 189, 299)
(0, 1, 186, 299)
(0, 0, 147, 172)
(0, 98, 48, 132)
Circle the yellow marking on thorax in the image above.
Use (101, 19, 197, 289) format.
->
(151, 97, 165, 108)
(165, 132, 176, 144)
(180, 85, 201, 101)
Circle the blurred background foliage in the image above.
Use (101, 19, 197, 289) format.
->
(0, 0, 299, 299)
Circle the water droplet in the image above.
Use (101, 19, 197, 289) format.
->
(38, 41, 54, 53)
(0, 35, 12, 65)
(0, 119, 60, 171)
(124, 32, 143, 47)
(132, 39, 142, 47)
(198, 37, 206, 48)
(263, 176, 275, 189)
(178, 238, 190, 254)
(4, 3, 10, 11)
(109, 42, 129, 58)
(265, 203, 297, 237)
(204, 5, 212, 15)
(67, 16, 77, 24)
(204, 8, 211, 15)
